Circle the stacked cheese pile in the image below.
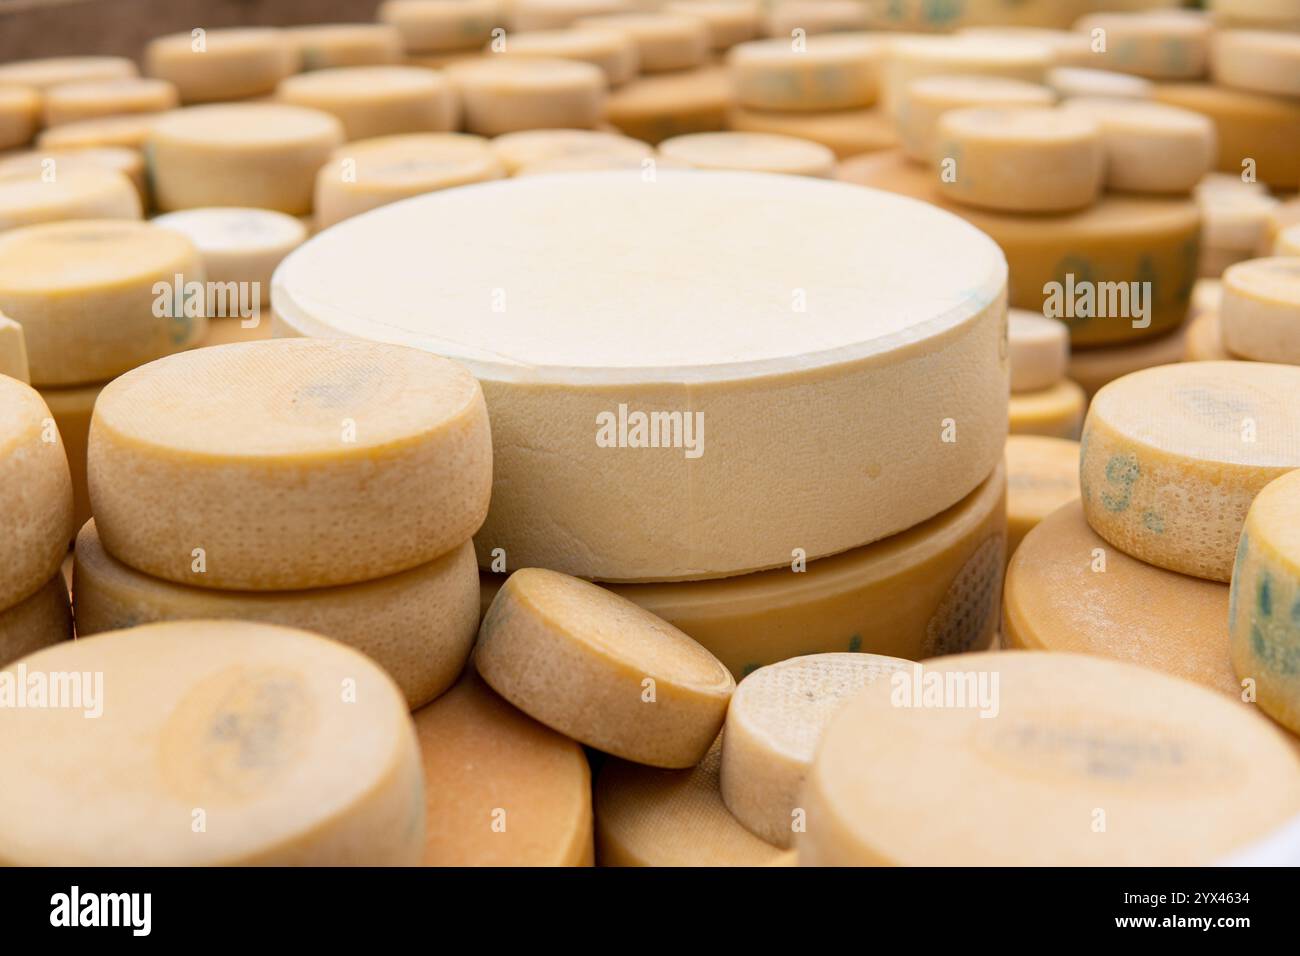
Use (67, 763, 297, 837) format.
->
(1189, 249, 1300, 365)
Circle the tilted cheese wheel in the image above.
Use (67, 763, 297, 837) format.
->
(1008, 309, 1068, 394)
(0, 56, 135, 91)
(0, 220, 205, 386)
(604, 65, 731, 142)
(1080, 361, 1300, 582)
(448, 58, 606, 135)
(39, 380, 101, 533)
(657, 131, 835, 177)
(798, 651, 1300, 865)
(415, 666, 593, 865)
(145, 28, 298, 103)
(277, 66, 460, 140)
(477, 568, 735, 767)
(1212, 30, 1300, 98)
(1008, 379, 1085, 440)
(0, 88, 40, 151)
(1046, 66, 1152, 100)
(315, 133, 505, 228)
(1184, 310, 1232, 362)
(763, 1, 868, 38)
(0, 165, 140, 234)
(1074, 10, 1211, 80)
(727, 34, 882, 113)
(0, 575, 71, 670)
(288, 23, 405, 69)
(0, 314, 29, 384)
(1231, 469, 1300, 735)
(719, 653, 909, 848)
(491, 28, 640, 85)
(0, 621, 423, 865)
(726, 104, 896, 159)
(88, 339, 493, 591)
(665, 1, 759, 50)
(882, 35, 1052, 117)
(595, 735, 783, 865)
(1060, 97, 1215, 195)
(37, 114, 157, 151)
(897, 74, 1054, 165)
(512, 0, 630, 31)
(1221, 257, 1300, 364)
(42, 78, 178, 127)
(1004, 435, 1079, 562)
(1068, 324, 1189, 397)
(934, 106, 1104, 214)
(575, 13, 710, 73)
(272, 172, 1009, 581)
(379, 0, 504, 52)
(490, 128, 652, 173)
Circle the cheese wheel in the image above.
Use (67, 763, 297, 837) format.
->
(838, 150, 1198, 348)
(315, 133, 505, 228)
(199, 316, 274, 348)
(1008, 379, 1085, 440)
(595, 735, 783, 865)
(277, 66, 459, 141)
(37, 114, 157, 151)
(514, 154, 675, 175)
(0, 314, 30, 384)
(480, 461, 1007, 676)
(1221, 257, 1300, 364)
(1279, 223, 1300, 258)
(798, 650, 1300, 865)
(1194, 277, 1224, 315)
(448, 58, 606, 134)
(415, 666, 593, 865)
(490, 128, 652, 173)
(725, 104, 895, 159)
(0, 56, 135, 91)
(1264, 198, 1300, 257)
(0, 147, 147, 207)
(898, 74, 1054, 165)
(477, 568, 735, 767)
(657, 131, 835, 176)
(1074, 11, 1211, 81)
(0, 575, 72, 670)
(1184, 310, 1232, 362)
(934, 106, 1104, 214)
(73, 522, 479, 710)
(719, 652, 909, 848)
(1009, 309, 1068, 393)
(1154, 83, 1300, 191)
(39, 381, 100, 534)
(1231, 469, 1300, 735)
(0, 165, 140, 234)
(1080, 361, 1300, 582)
(763, 1, 868, 38)
(1068, 324, 1189, 397)
(42, 78, 178, 127)
(1046, 65, 1153, 100)
(665, 1, 760, 50)
(864, 0, 1093, 32)
(1004, 435, 1080, 562)
(0, 621, 423, 865)
(958, 26, 1093, 66)
(727, 34, 882, 113)
(882, 35, 1052, 117)
(604, 65, 731, 142)
(575, 14, 710, 73)
(288, 23, 405, 69)
(491, 28, 640, 85)
(1212, 30, 1300, 98)
(0, 87, 40, 151)
(272, 172, 1009, 582)
(512, 0, 630, 31)
(1199, 187, 1280, 264)
(146, 28, 298, 104)
(1060, 97, 1215, 195)
(379, 0, 504, 52)
(88, 339, 493, 591)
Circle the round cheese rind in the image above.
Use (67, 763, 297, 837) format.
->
(276, 66, 459, 141)
(727, 34, 882, 113)
(0, 146, 148, 206)
(37, 114, 157, 151)
(145, 28, 298, 104)
(512, 0, 630, 31)
(726, 104, 895, 159)
(0, 621, 424, 866)
(665, 0, 759, 50)
(604, 65, 731, 142)
(288, 23, 405, 69)
(0, 87, 40, 151)
(415, 667, 594, 865)
(934, 106, 1104, 214)
(43, 77, 178, 127)
(1080, 361, 1300, 582)
(73, 522, 479, 710)
(491, 28, 640, 85)
(87, 339, 493, 591)
(273, 171, 1009, 582)
(881, 35, 1052, 117)
(575, 13, 710, 73)
(1008, 309, 1068, 393)
(1230, 469, 1300, 735)
(0, 56, 135, 91)
(1046, 66, 1152, 100)
(763, 0, 868, 39)
(1184, 310, 1232, 362)
(657, 131, 835, 177)
(719, 653, 909, 848)
(0, 165, 140, 234)
(378, 0, 503, 53)
(1009, 379, 1085, 440)
(1220, 257, 1300, 364)
(1212, 29, 1300, 98)
(1004, 435, 1079, 562)
(1073, 11, 1211, 80)
(490, 128, 652, 173)
(38, 380, 101, 533)
(595, 735, 783, 865)
(0, 574, 72, 670)
(1060, 97, 1215, 195)
(477, 568, 735, 768)
(448, 58, 606, 135)
(898, 74, 1054, 165)
(1068, 324, 1189, 397)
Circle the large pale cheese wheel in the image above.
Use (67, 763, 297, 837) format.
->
(448, 58, 606, 134)
(88, 339, 493, 591)
(512, 0, 630, 31)
(604, 65, 731, 142)
(73, 522, 479, 710)
(838, 150, 1198, 348)
(379, 0, 504, 52)
(575, 13, 710, 73)
(726, 104, 895, 159)
(491, 28, 640, 85)
(1068, 324, 1189, 397)
(37, 114, 157, 151)
(595, 735, 783, 865)
(727, 34, 881, 113)
(719, 653, 909, 848)
(763, 1, 868, 38)
(882, 35, 1052, 117)
(0, 87, 40, 151)
(1046, 65, 1152, 100)
(415, 667, 593, 865)
(665, 0, 759, 50)
(0, 56, 135, 91)
(1060, 97, 1215, 195)
(0, 314, 30, 384)
(315, 133, 505, 228)
(477, 568, 735, 767)
(0, 165, 140, 234)
(1231, 469, 1300, 735)
(0, 574, 72, 669)
(897, 74, 1054, 165)
(1220, 257, 1300, 364)
(490, 128, 652, 173)
(277, 66, 459, 141)
(1008, 309, 1068, 393)
(1004, 435, 1079, 562)
(0, 220, 205, 386)
(273, 172, 1008, 581)
(1212, 30, 1300, 98)
(42, 77, 178, 127)
(288, 23, 405, 69)
(0, 621, 423, 865)
(148, 104, 344, 215)
(145, 28, 298, 103)
(1074, 10, 1211, 80)
(1080, 361, 1300, 582)
(798, 650, 1300, 865)
(39, 380, 101, 533)
(481, 461, 1007, 677)
(657, 131, 835, 176)
(1008, 379, 1085, 440)
(934, 106, 1104, 214)
(1184, 310, 1232, 362)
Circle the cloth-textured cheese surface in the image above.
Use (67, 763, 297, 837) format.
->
(657, 131, 836, 177)
(727, 34, 882, 113)
(491, 128, 653, 173)
(87, 339, 492, 591)
(1008, 379, 1085, 440)
(798, 651, 1300, 866)
(0, 165, 141, 234)
(477, 568, 735, 767)
(1220, 257, 1300, 364)
(1080, 361, 1300, 582)
(1008, 309, 1068, 393)
(145, 28, 299, 103)
(719, 652, 909, 848)
(73, 522, 480, 710)
(0, 574, 72, 669)
(276, 66, 460, 141)
(0, 621, 423, 865)
(415, 666, 593, 865)
(1004, 435, 1079, 562)
(274, 171, 1007, 581)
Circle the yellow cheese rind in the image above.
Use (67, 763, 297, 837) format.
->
(0, 87, 40, 151)
(1211, 29, 1300, 98)
(0, 147, 148, 207)
(726, 104, 896, 159)
(0, 165, 140, 234)
(490, 128, 652, 173)
(288, 23, 405, 69)
(1220, 257, 1300, 364)
(666, 1, 759, 51)
(0, 574, 72, 669)
(37, 114, 157, 152)
(604, 65, 731, 142)
(1067, 324, 1189, 397)
(277, 66, 460, 141)
(575, 14, 710, 73)
(657, 131, 835, 177)
(1080, 361, 1300, 582)
(898, 74, 1054, 165)
(719, 652, 909, 848)
(727, 34, 882, 113)
(379, 0, 504, 52)
(490, 28, 640, 85)
(1004, 435, 1079, 562)
(0, 621, 424, 866)
(0, 315, 30, 384)
(1009, 379, 1085, 440)
(798, 651, 1300, 866)
(1060, 97, 1214, 195)
(88, 339, 493, 591)
(448, 58, 607, 135)
(1073, 11, 1211, 80)
(477, 568, 736, 768)
(0, 56, 136, 91)
(1008, 309, 1068, 393)
(416, 667, 593, 865)
(43, 77, 178, 127)
(38, 380, 100, 535)
(145, 28, 299, 103)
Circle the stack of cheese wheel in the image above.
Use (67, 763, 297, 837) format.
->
(1195, 174, 1280, 277)
(380, 0, 504, 65)
(1003, 434, 1079, 564)
(1006, 309, 1082, 439)
(72, 338, 492, 713)
(1189, 255, 1300, 365)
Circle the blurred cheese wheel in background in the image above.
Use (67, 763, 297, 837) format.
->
(1184, 310, 1232, 361)
(728, 34, 882, 113)
(1061, 97, 1215, 195)
(0, 315, 28, 384)
(1047, 66, 1153, 100)
(763, 0, 868, 38)
(490, 128, 652, 172)
(1008, 309, 1068, 393)
(0, 56, 136, 90)
(575, 13, 710, 73)
(490, 28, 640, 85)
(0, 88, 41, 151)
(897, 74, 1054, 165)
(1220, 257, 1300, 364)
(1073, 10, 1211, 80)
(42, 77, 178, 126)
(448, 58, 606, 134)
(1279, 224, 1300, 258)
(38, 380, 101, 533)
(1211, 29, 1300, 98)
(0, 575, 72, 670)
(958, 26, 1092, 66)
(511, 0, 630, 31)
(726, 104, 896, 159)
(1067, 324, 1189, 397)
(277, 66, 460, 140)
(0, 165, 140, 234)
(379, 0, 503, 52)
(287, 23, 405, 69)
(604, 64, 731, 142)
(666, 0, 760, 50)
(0, 147, 147, 206)
(882, 34, 1052, 117)
(1008, 380, 1085, 440)
(37, 114, 157, 151)
(146, 28, 298, 103)
(1004, 435, 1079, 561)
(658, 131, 835, 176)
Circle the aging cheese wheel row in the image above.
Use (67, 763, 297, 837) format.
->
(38, 380, 101, 534)
(1004, 435, 1080, 562)
(881, 34, 1052, 116)
(490, 28, 640, 85)
(490, 128, 652, 173)
(1184, 310, 1233, 362)
(1060, 98, 1215, 195)
(379, 0, 502, 52)
(146, 28, 299, 103)
(1221, 257, 1300, 364)
(727, 34, 882, 113)
(0, 88, 40, 152)
(1068, 324, 1189, 397)
(1212, 29, 1300, 98)
(448, 58, 606, 135)
(575, 13, 709, 73)
(1074, 10, 1211, 80)
(668, 0, 759, 51)
(0, 56, 136, 91)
